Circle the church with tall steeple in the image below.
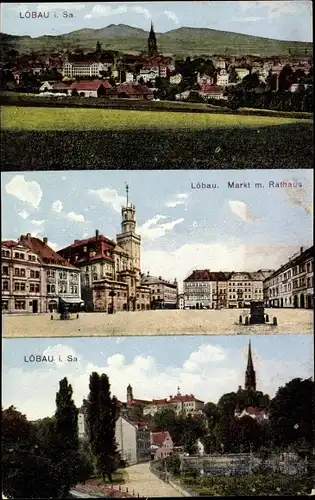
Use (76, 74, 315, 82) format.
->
(148, 22, 158, 57)
(245, 340, 256, 392)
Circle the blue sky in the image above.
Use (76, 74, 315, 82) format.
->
(1, 1, 313, 42)
(1, 170, 313, 289)
(2, 334, 313, 420)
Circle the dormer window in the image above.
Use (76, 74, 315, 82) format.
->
(83, 246, 87, 252)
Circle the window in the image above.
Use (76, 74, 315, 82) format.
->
(2, 300, 8, 310)
(15, 300, 26, 310)
(2, 266, 9, 276)
(2, 249, 10, 257)
(2, 281, 9, 291)
(14, 282, 25, 291)
(93, 273, 98, 281)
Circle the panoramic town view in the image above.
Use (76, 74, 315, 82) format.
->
(0, 1, 313, 168)
(2, 334, 314, 497)
(2, 169, 313, 336)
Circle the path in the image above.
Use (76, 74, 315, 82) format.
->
(123, 462, 183, 497)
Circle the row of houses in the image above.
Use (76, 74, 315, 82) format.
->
(180, 246, 313, 310)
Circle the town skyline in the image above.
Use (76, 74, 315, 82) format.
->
(1, 170, 313, 290)
(2, 334, 313, 421)
(1, 1, 313, 42)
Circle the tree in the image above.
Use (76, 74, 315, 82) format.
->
(269, 378, 314, 452)
(86, 372, 119, 482)
(2, 406, 60, 498)
(53, 377, 83, 497)
(96, 41, 102, 53)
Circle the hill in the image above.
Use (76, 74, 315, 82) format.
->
(0, 24, 312, 59)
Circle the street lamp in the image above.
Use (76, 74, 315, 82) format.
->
(108, 286, 116, 314)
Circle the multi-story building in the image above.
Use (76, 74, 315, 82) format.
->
(1, 240, 45, 313)
(183, 269, 274, 309)
(19, 234, 82, 312)
(150, 431, 174, 459)
(1, 235, 82, 313)
(183, 270, 230, 309)
(263, 246, 314, 309)
(59, 192, 151, 312)
(228, 270, 274, 308)
(216, 69, 229, 86)
(77, 403, 151, 465)
(177, 293, 185, 309)
(140, 272, 178, 309)
(143, 388, 204, 417)
(62, 61, 111, 78)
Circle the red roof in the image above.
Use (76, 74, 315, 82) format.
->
(2, 240, 20, 248)
(200, 84, 223, 94)
(52, 82, 71, 90)
(58, 235, 115, 263)
(151, 431, 172, 446)
(169, 394, 203, 403)
(152, 399, 169, 405)
(19, 235, 77, 269)
(70, 80, 112, 91)
(126, 398, 152, 406)
(184, 270, 230, 282)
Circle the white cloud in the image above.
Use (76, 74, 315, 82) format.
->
(89, 187, 125, 213)
(163, 10, 179, 24)
(141, 242, 299, 289)
(84, 4, 128, 19)
(131, 5, 151, 19)
(165, 192, 189, 208)
(30, 219, 46, 226)
(228, 200, 259, 221)
(283, 179, 313, 215)
(52, 200, 63, 213)
(138, 214, 185, 241)
(165, 200, 185, 208)
(17, 209, 29, 220)
(3, 340, 311, 421)
(67, 212, 85, 222)
(5, 175, 42, 209)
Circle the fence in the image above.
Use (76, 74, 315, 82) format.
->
(74, 483, 140, 498)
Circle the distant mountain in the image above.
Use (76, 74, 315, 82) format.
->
(0, 24, 312, 59)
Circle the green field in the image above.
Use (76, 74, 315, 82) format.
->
(1, 105, 313, 169)
(2, 105, 312, 131)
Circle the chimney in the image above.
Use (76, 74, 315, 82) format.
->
(96, 229, 99, 238)
(300, 247, 304, 254)
(159, 276, 162, 280)
(43, 237, 48, 245)
(74, 240, 79, 243)
(26, 233, 31, 238)
(147, 271, 150, 276)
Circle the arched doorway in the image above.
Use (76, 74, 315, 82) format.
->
(48, 300, 58, 312)
(293, 295, 299, 308)
(300, 294, 305, 308)
(307, 294, 313, 309)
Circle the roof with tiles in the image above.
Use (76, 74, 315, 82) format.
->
(200, 84, 223, 94)
(69, 79, 112, 91)
(151, 431, 172, 446)
(184, 270, 230, 282)
(18, 234, 78, 269)
(169, 393, 204, 404)
(2, 240, 20, 248)
(111, 82, 153, 95)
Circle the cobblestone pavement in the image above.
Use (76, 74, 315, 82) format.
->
(123, 462, 183, 497)
(3, 308, 312, 337)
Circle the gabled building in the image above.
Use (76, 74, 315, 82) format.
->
(68, 79, 112, 97)
(141, 272, 178, 309)
(183, 270, 230, 309)
(2, 234, 83, 313)
(150, 431, 174, 459)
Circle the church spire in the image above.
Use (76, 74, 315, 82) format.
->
(148, 21, 158, 57)
(245, 340, 256, 392)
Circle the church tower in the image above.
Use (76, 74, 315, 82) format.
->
(127, 384, 133, 402)
(245, 340, 256, 392)
(116, 184, 141, 285)
(148, 21, 158, 57)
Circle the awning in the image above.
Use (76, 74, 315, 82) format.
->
(59, 297, 84, 305)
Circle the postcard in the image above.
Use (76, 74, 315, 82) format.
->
(1, 169, 313, 337)
(2, 334, 314, 497)
(0, 1, 313, 169)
